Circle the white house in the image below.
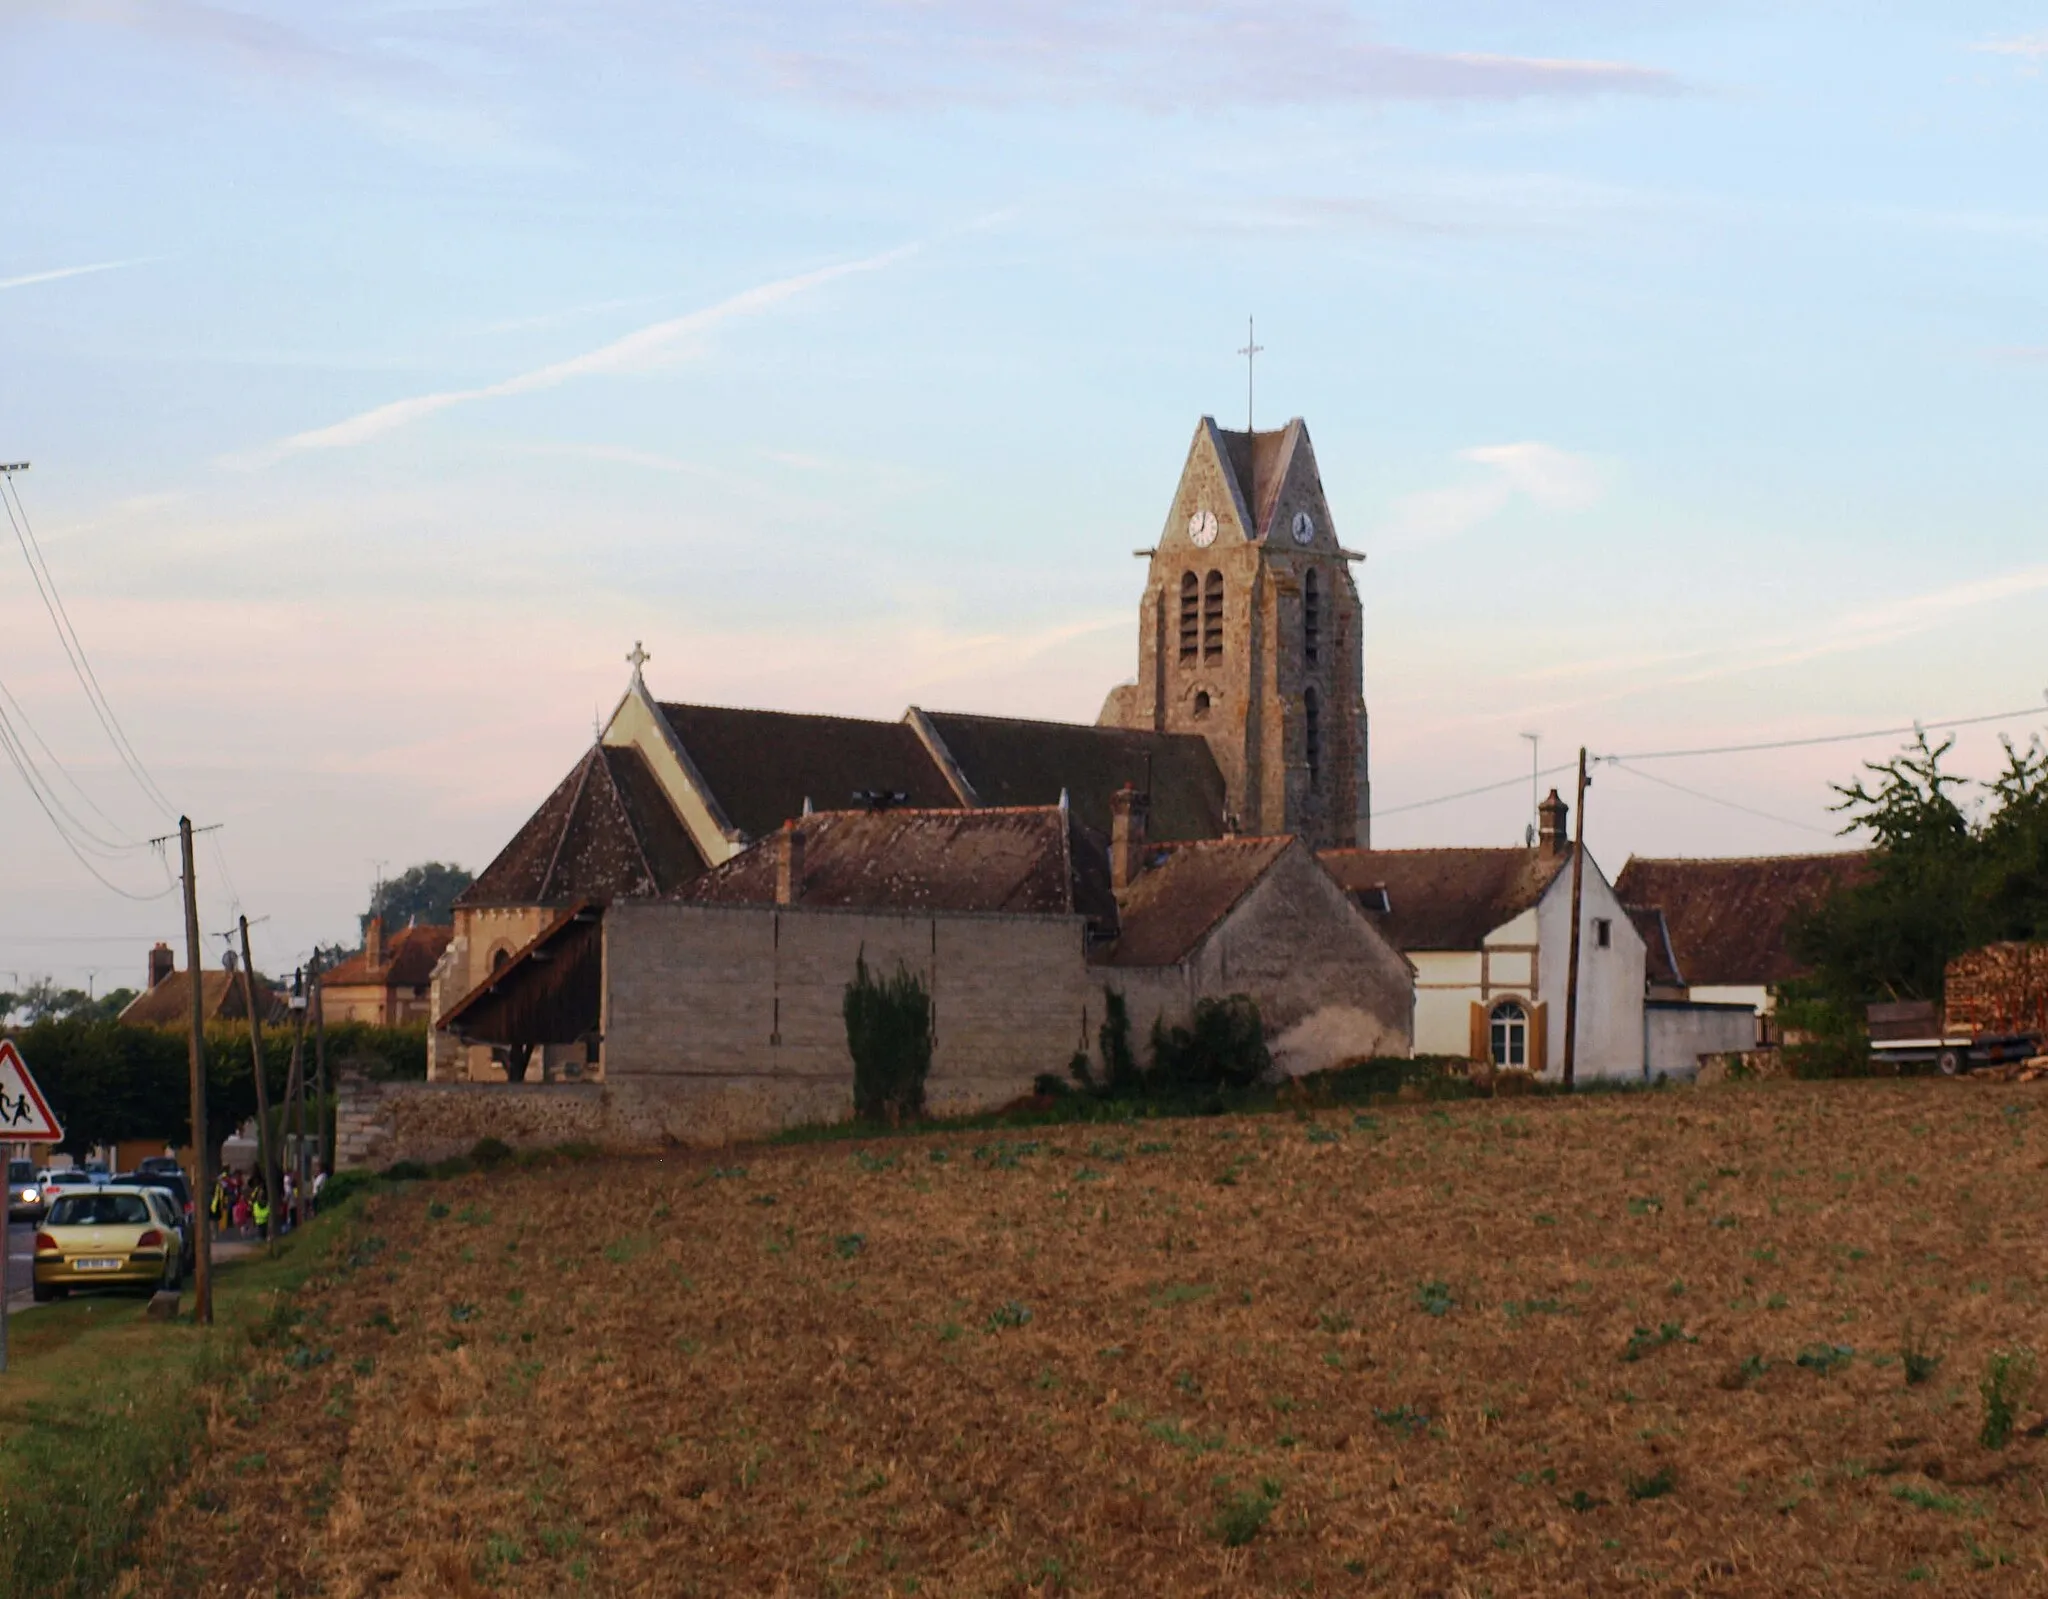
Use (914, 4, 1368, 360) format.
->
(1321, 791, 1647, 1081)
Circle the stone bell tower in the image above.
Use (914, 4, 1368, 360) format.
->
(1098, 417, 1370, 848)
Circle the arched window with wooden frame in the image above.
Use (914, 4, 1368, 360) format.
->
(1304, 685, 1321, 790)
(1202, 570, 1224, 659)
(1178, 572, 1200, 660)
(1304, 568, 1321, 666)
(1489, 999, 1527, 1069)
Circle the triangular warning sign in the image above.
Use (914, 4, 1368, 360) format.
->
(0, 1039, 63, 1143)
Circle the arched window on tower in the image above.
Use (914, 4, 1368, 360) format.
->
(1178, 572, 1199, 661)
(1202, 570, 1224, 659)
(1304, 686, 1321, 790)
(1304, 569, 1320, 666)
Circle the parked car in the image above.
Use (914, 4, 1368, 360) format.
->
(8, 1159, 46, 1222)
(34, 1168, 108, 1216)
(34, 1186, 185, 1301)
(120, 1170, 196, 1269)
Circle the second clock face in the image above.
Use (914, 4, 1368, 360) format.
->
(1291, 509, 1315, 545)
(1188, 508, 1218, 548)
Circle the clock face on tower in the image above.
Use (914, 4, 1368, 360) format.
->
(1291, 509, 1315, 546)
(1187, 508, 1218, 548)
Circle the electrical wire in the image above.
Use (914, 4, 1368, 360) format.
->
(1602, 759, 1835, 836)
(1609, 703, 2047, 763)
(0, 702, 175, 900)
(0, 670, 150, 855)
(1375, 760, 1580, 818)
(2, 474, 177, 817)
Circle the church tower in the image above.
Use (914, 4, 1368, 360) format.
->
(1098, 417, 1370, 848)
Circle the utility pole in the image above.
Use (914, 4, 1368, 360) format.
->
(178, 819, 213, 1324)
(1561, 747, 1591, 1090)
(284, 967, 309, 1225)
(312, 952, 332, 1176)
(236, 916, 279, 1243)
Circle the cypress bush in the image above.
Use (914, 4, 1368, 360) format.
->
(1151, 995, 1272, 1091)
(843, 953, 933, 1125)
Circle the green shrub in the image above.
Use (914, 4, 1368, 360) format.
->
(1151, 995, 1271, 1091)
(1980, 1347, 2036, 1450)
(1212, 1479, 1282, 1547)
(470, 1135, 515, 1169)
(843, 952, 933, 1125)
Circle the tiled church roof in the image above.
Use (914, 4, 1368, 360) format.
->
(460, 744, 704, 908)
(919, 711, 1226, 843)
(657, 703, 960, 839)
(679, 805, 1116, 926)
(1614, 853, 1870, 987)
(1319, 847, 1569, 952)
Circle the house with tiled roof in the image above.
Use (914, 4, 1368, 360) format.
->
(320, 917, 455, 1027)
(119, 941, 286, 1028)
(1320, 790, 1650, 1080)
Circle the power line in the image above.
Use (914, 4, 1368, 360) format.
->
(1375, 760, 1580, 818)
(1609, 701, 2047, 763)
(0, 705, 175, 900)
(1, 470, 177, 817)
(1603, 759, 1834, 836)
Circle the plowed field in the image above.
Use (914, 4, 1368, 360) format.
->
(135, 1082, 2048, 1596)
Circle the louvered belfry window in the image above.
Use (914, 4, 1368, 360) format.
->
(1304, 568, 1320, 665)
(1179, 572, 1200, 660)
(1202, 570, 1224, 659)
(1304, 685, 1321, 789)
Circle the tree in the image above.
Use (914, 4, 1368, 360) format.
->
(368, 862, 472, 931)
(1793, 731, 2048, 1036)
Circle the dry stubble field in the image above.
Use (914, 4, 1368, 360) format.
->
(135, 1080, 2048, 1596)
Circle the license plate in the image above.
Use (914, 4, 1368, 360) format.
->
(75, 1258, 122, 1272)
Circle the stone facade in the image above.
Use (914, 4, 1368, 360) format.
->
(1099, 418, 1369, 848)
(432, 903, 558, 1081)
(335, 1067, 610, 1169)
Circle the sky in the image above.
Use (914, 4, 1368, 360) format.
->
(2, 1, 2047, 989)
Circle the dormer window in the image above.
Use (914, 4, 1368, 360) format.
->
(1179, 572, 1199, 661)
(1202, 570, 1224, 659)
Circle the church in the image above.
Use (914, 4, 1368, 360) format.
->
(424, 414, 1646, 1128)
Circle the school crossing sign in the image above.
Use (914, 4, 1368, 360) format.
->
(0, 1039, 62, 1143)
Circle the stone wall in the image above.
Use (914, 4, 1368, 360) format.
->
(601, 900, 1094, 1138)
(335, 1068, 610, 1169)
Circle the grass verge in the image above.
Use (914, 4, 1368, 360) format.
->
(0, 1210, 353, 1598)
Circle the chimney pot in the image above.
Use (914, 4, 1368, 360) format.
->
(775, 820, 806, 906)
(1111, 782, 1151, 892)
(1537, 789, 1570, 860)
(148, 941, 174, 990)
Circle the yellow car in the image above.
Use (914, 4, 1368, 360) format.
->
(34, 1185, 186, 1301)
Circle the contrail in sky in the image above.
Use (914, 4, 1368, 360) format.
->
(0, 258, 149, 292)
(272, 243, 921, 457)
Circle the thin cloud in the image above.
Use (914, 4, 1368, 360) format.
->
(1971, 32, 2048, 58)
(1381, 442, 1608, 547)
(0, 257, 149, 293)
(265, 244, 919, 459)
(719, 0, 1681, 110)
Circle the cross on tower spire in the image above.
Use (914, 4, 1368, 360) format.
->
(1236, 315, 1263, 432)
(626, 640, 650, 684)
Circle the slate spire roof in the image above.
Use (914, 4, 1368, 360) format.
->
(1211, 417, 1308, 541)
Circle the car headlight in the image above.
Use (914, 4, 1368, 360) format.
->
(19, 1188, 35, 1202)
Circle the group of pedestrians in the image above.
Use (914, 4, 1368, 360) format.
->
(209, 1165, 323, 1237)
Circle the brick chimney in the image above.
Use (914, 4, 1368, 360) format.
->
(775, 819, 805, 906)
(364, 915, 384, 967)
(1537, 789, 1569, 860)
(148, 941, 174, 990)
(1111, 782, 1150, 891)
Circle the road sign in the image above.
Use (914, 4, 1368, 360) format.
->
(0, 1039, 62, 1143)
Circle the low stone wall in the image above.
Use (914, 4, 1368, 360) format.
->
(335, 1070, 610, 1170)
(335, 1069, 867, 1169)
(1695, 1048, 1786, 1086)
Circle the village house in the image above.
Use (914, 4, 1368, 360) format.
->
(1319, 791, 1648, 1081)
(1614, 852, 1870, 1066)
(119, 940, 285, 1027)
(318, 916, 455, 1027)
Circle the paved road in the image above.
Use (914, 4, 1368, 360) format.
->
(1, 1218, 260, 1313)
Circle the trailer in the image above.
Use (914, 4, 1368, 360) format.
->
(1867, 998, 2045, 1076)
